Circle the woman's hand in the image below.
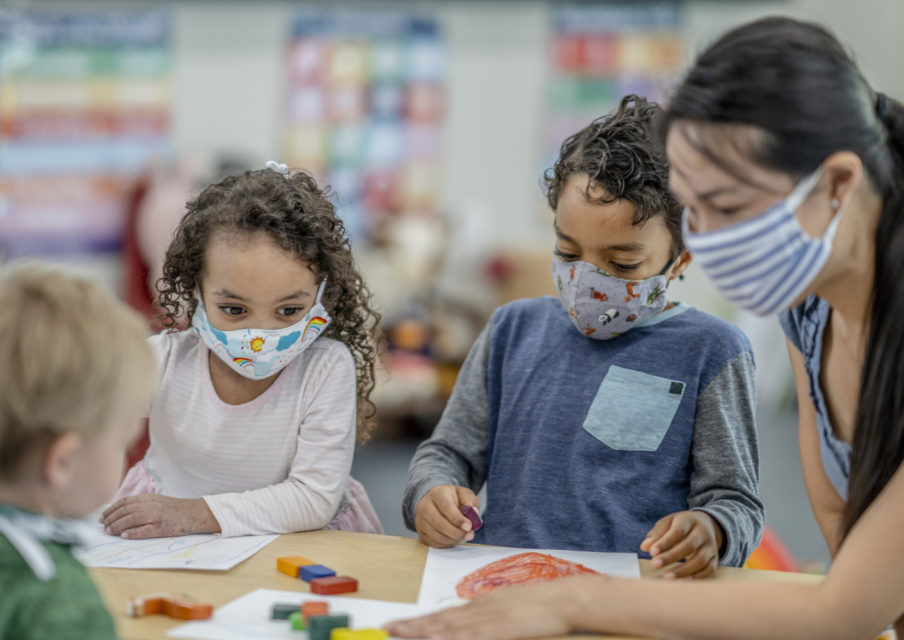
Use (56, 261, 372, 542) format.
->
(100, 494, 220, 539)
(386, 575, 599, 640)
(641, 510, 723, 579)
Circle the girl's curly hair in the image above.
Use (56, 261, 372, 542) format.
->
(543, 94, 683, 256)
(156, 167, 383, 443)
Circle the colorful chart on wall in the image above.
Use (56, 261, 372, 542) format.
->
(544, 2, 684, 167)
(284, 7, 446, 242)
(417, 545, 640, 609)
(0, 9, 172, 257)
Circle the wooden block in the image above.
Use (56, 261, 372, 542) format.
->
(299, 564, 336, 582)
(277, 555, 316, 577)
(311, 576, 358, 595)
(331, 628, 388, 640)
(301, 601, 330, 623)
(271, 602, 299, 620)
(288, 611, 306, 630)
(126, 594, 212, 620)
(308, 615, 350, 640)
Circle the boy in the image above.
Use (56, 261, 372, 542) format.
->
(403, 95, 764, 578)
(0, 263, 155, 638)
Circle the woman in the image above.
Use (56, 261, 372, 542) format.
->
(387, 16, 904, 640)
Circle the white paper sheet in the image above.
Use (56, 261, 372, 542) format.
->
(75, 528, 278, 570)
(168, 588, 428, 640)
(417, 545, 640, 608)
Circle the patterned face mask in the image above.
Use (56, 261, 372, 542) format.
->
(552, 259, 671, 340)
(192, 281, 331, 380)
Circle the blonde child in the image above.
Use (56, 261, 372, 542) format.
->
(101, 163, 383, 538)
(0, 263, 155, 639)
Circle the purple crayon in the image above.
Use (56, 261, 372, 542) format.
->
(458, 505, 483, 531)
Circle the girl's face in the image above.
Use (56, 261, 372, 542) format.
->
(665, 121, 834, 239)
(200, 231, 318, 332)
(554, 174, 680, 280)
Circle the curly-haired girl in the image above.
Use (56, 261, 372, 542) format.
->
(101, 162, 384, 537)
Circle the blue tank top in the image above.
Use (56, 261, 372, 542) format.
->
(779, 296, 852, 499)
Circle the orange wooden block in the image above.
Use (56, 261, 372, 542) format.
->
(277, 555, 316, 577)
(126, 594, 213, 620)
(301, 600, 330, 623)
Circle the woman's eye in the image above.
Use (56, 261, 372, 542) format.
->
(717, 206, 742, 216)
(218, 305, 245, 316)
(612, 262, 640, 272)
(278, 307, 304, 318)
(554, 249, 579, 261)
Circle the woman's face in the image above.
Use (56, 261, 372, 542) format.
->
(665, 121, 835, 240)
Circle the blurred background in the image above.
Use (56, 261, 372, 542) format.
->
(2, 0, 902, 572)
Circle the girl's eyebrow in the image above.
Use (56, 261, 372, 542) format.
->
(213, 288, 247, 301)
(277, 290, 312, 302)
(212, 289, 312, 302)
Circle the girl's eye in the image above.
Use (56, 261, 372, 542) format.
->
(278, 307, 305, 318)
(218, 305, 245, 316)
(554, 249, 579, 261)
(612, 262, 640, 272)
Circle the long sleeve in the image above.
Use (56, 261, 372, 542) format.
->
(402, 323, 492, 531)
(688, 350, 765, 567)
(202, 344, 357, 536)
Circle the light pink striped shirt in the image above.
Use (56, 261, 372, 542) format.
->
(142, 330, 356, 536)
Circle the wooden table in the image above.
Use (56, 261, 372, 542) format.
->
(90, 530, 822, 640)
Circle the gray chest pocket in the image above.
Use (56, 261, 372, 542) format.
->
(583, 365, 685, 452)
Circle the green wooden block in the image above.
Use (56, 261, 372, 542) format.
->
(272, 603, 298, 620)
(289, 611, 306, 631)
(308, 615, 350, 640)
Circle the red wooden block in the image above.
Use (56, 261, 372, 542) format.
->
(310, 575, 358, 595)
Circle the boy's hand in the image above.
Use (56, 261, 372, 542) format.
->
(415, 485, 480, 548)
(640, 510, 723, 579)
(100, 494, 220, 539)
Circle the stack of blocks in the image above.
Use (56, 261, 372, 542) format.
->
(275, 555, 373, 636)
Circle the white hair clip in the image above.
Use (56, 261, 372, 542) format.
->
(265, 160, 290, 179)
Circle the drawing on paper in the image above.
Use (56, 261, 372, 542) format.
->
(455, 551, 599, 599)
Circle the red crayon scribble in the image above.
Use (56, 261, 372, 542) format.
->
(456, 552, 600, 599)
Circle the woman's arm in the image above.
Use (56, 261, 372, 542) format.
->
(389, 460, 904, 639)
(787, 339, 845, 556)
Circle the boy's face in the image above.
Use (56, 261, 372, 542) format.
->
(554, 174, 675, 279)
(53, 409, 146, 519)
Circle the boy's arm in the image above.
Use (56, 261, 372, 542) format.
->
(402, 322, 492, 532)
(687, 349, 765, 567)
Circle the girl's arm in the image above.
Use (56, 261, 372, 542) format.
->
(787, 339, 845, 556)
(388, 458, 904, 640)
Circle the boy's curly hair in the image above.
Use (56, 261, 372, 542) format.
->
(543, 94, 683, 255)
(156, 168, 382, 443)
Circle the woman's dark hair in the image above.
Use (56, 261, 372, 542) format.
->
(661, 16, 904, 539)
(544, 94, 684, 257)
(157, 168, 383, 442)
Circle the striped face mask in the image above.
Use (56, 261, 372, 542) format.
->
(682, 167, 844, 316)
(192, 280, 331, 380)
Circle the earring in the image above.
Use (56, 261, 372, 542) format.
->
(831, 197, 840, 210)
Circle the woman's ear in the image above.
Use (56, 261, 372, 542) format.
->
(667, 249, 692, 282)
(821, 150, 864, 212)
(43, 432, 83, 491)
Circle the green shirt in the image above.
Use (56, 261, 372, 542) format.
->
(0, 530, 116, 639)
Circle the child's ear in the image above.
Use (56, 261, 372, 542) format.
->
(43, 432, 83, 490)
(668, 249, 693, 281)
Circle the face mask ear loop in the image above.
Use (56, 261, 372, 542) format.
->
(315, 279, 328, 305)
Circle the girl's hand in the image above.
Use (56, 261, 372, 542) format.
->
(100, 494, 220, 539)
(386, 575, 594, 640)
(640, 510, 723, 579)
(415, 485, 480, 548)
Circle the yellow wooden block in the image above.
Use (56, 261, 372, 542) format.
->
(330, 628, 388, 640)
(276, 555, 316, 577)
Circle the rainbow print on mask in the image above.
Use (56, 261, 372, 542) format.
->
(233, 357, 254, 368)
(302, 316, 328, 341)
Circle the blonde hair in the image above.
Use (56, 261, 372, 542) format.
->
(0, 262, 156, 478)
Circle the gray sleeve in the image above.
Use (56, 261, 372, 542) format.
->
(688, 350, 765, 567)
(401, 322, 492, 532)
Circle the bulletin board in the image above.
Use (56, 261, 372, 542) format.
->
(284, 7, 446, 242)
(0, 9, 172, 258)
(544, 2, 684, 166)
